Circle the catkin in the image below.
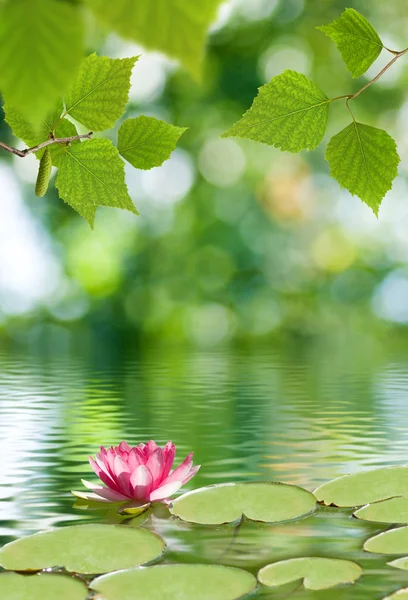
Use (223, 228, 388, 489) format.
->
(35, 148, 52, 197)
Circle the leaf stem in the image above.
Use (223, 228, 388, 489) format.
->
(384, 45, 401, 55)
(349, 47, 408, 101)
(217, 515, 244, 561)
(0, 132, 93, 158)
(330, 47, 408, 108)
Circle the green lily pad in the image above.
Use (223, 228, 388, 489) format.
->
(0, 572, 87, 600)
(364, 526, 408, 555)
(91, 564, 257, 600)
(388, 556, 408, 571)
(383, 588, 408, 599)
(314, 466, 408, 507)
(0, 524, 165, 574)
(170, 482, 316, 525)
(354, 497, 408, 523)
(258, 557, 362, 590)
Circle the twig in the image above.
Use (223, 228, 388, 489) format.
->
(0, 132, 93, 158)
(348, 47, 408, 101)
(330, 47, 408, 106)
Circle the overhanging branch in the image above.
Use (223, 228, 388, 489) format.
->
(0, 132, 93, 158)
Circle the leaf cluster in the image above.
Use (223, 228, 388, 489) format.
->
(223, 8, 403, 214)
(0, 0, 222, 124)
(5, 54, 187, 226)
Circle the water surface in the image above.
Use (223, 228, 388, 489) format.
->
(1, 342, 408, 598)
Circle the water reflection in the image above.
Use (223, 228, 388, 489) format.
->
(1, 344, 408, 598)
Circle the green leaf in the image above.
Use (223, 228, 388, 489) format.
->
(258, 557, 362, 591)
(222, 70, 330, 152)
(64, 54, 137, 131)
(85, 0, 223, 77)
(0, 524, 165, 574)
(170, 482, 316, 525)
(0, 0, 84, 122)
(55, 138, 138, 226)
(118, 116, 187, 170)
(382, 590, 408, 600)
(0, 573, 87, 600)
(325, 122, 400, 214)
(4, 102, 79, 167)
(48, 119, 81, 168)
(91, 564, 257, 600)
(354, 497, 408, 524)
(317, 8, 383, 78)
(314, 467, 408, 507)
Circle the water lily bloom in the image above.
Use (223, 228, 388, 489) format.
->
(72, 441, 200, 504)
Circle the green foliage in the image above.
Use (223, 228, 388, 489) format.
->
(35, 149, 52, 197)
(222, 8, 404, 212)
(85, 0, 223, 77)
(5, 103, 79, 166)
(56, 139, 137, 227)
(118, 116, 187, 170)
(222, 70, 330, 152)
(0, 524, 165, 573)
(0, 573, 87, 600)
(317, 8, 383, 78)
(326, 122, 400, 215)
(1, 5, 404, 221)
(258, 558, 362, 590)
(0, 0, 84, 122)
(47, 119, 81, 168)
(3, 52, 185, 224)
(64, 54, 137, 131)
(91, 565, 257, 600)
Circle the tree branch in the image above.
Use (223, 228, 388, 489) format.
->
(349, 47, 408, 101)
(0, 132, 93, 158)
(331, 47, 408, 106)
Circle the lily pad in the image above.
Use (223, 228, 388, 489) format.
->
(0, 524, 165, 574)
(117, 502, 151, 516)
(354, 497, 408, 524)
(170, 482, 316, 525)
(258, 557, 362, 590)
(91, 564, 257, 600)
(388, 556, 408, 571)
(314, 466, 408, 507)
(0, 572, 87, 600)
(364, 527, 408, 555)
(383, 589, 408, 599)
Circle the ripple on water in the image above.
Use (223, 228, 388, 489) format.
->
(1, 346, 408, 598)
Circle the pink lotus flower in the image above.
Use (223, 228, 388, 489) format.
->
(72, 441, 200, 504)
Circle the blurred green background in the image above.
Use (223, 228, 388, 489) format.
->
(1, 0, 408, 349)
